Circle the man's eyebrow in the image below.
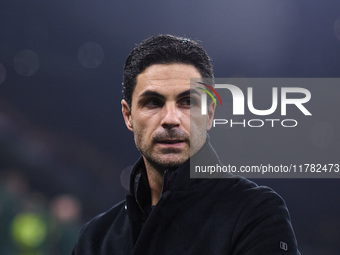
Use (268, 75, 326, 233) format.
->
(177, 89, 201, 98)
(139, 89, 201, 100)
(139, 90, 166, 100)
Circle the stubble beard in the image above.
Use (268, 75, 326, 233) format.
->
(144, 149, 189, 173)
(135, 130, 191, 174)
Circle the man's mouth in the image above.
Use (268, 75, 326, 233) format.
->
(156, 139, 187, 149)
(158, 140, 184, 144)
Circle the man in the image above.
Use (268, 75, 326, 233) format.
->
(72, 34, 300, 254)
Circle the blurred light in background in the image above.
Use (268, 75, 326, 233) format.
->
(13, 50, 40, 77)
(50, 194, 81, 224)
(120, 165, 133, 191)
(334, 17, 340, 41)
(11, 213, 48, 250)
(78, 42, 104, 69)
(0, 171, 81, 254)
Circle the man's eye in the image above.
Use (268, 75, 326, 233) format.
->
(180, 97, 196, 107)
(144, 98, 162, 107)
(182, 98, 191, 105)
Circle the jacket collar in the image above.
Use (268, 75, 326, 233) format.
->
(129, 136, 221, 211)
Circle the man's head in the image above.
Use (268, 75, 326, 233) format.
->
(121, 35, 215, 172)
(122, 34, 214, 107)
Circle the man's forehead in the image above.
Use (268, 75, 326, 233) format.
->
(136, 75, 198, 89)
(136, 81, 191, 94)
(134, 63, 202, 96)
(138, 63, 201, 79)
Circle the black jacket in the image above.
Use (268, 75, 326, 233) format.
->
(72, 141, 300, 254)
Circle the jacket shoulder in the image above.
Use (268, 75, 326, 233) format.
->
(226, 177, 300, 254)
(222, 176, 285, 203)
(72, 200, 131, 254)
(82, 200, 127, 231)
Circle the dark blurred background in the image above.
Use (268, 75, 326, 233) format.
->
(0, 0, 339, 254)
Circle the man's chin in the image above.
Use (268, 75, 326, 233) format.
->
(146, 154, 188, 171)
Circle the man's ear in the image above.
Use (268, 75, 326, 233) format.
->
(121, 99, 133, 132)
(206, 101, 216, 131)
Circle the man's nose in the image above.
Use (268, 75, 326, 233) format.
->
(161, 103, 180, 129)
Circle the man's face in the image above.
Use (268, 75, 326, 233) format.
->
(122, 63, 215, 170)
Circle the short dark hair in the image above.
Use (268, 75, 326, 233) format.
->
(122, 34, 214, 107)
